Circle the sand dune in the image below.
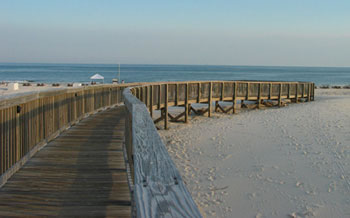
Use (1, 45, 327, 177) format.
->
(159, 89, 350, 218)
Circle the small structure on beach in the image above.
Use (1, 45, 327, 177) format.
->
(8, 83, 19, 91)
(90, 74, 104, 84)
(72, 83, 82, 87)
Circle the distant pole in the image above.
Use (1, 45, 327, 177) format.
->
(118, 63, 121, 83)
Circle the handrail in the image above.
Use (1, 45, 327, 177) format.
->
(123, 87, 202, 218)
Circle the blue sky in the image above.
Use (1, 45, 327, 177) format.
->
(1, 0, 350, 66)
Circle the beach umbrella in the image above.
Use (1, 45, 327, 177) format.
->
(90, 74, 104, 83)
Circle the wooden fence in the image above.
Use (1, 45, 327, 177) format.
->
(129, 81, 315, 129)
(0, 84, 128, 187)
(123, 81, 314, 217)
(123, 80, 314, 217)
(0, 80, 314, 217)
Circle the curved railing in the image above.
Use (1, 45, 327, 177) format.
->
(0, 80, 314, 217)
(123, 80, 314, 217)
(0, 84, 132, 187)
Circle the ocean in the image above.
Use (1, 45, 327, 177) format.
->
(0, 63, 349, 85)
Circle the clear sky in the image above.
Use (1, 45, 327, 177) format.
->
(1, 0, 350, 66)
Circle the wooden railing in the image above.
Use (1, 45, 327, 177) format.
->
(0, 80, 314, 217)
(123, 80, 314, 217)
(124, 88, 202, 218)
(129, 81, 315, 128)
(0, 84, 129, 187)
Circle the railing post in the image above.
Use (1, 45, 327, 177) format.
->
(109, 87, 112, 106)
(208, 82, 212, 117)
(145, 86, 148, 107)
(288, 83, 291, 99)
(136, 87, 139, 99)
(9, 107, 14, 167)
(233, 82, 237, 114)
(278, 83, 282, 107)
(115, 87, 119, 105)
(149, 86, 153, 118)
(257, 83, 261, 109)
(185, 83, 189, 123)
(197, 83, 201, 103)
(295, 83, 299, 103)
(141, 87, 144, 103)
(0, 109, 2, 174)
(52, 96, 55, 132)
(16, 105, 20, 163)
(175, 83, 179, 106)
(100, 88, 103, 108)
(302, 83, 305, 101)
(164, 84, 169, 130)
(246, 82, 250, 100)
(221, 82, 224, 101)
(269, 83, 272, 100)
(9, 108, 13, 168)
(74, 92, 77, 121)
(82, 89, 85, 115)
(158, 85, 161, 110)
(307, 83, 311, 102)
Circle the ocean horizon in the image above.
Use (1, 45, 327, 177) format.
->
(1, 63, 349, 85)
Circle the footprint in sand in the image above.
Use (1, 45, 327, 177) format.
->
(223, 154, 232, 160)
(328, 181, 337, 192)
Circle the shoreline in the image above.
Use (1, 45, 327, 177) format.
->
(159, 89, 350, 218)
(1, 82, 349, 98)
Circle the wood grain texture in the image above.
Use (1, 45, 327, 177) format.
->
(0, 106, 131, 217)
(123, 88, 202, 218)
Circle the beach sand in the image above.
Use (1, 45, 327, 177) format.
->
(159, 89, 350, 218)
(0, 83, 71, 98)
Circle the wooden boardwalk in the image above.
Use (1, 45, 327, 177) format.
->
(0, 106, 131, 217)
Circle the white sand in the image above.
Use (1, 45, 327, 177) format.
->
(159, 89, 350, 218)
(0, 84, 70, 99)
